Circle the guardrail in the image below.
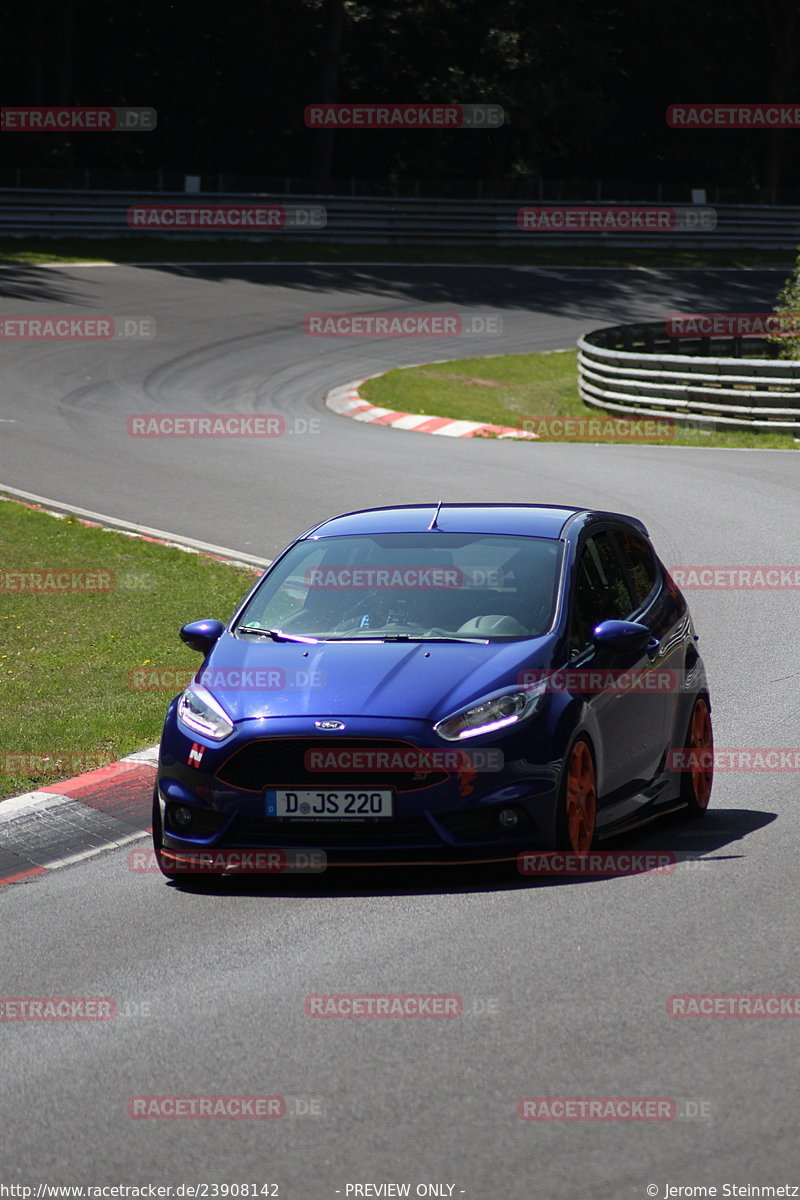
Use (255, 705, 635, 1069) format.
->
(577, 322, 800, 433)
(2, 190, 800, 246)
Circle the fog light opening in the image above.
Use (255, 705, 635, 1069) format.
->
(497, 807, 519, 831)
(170, 804, 194, 830)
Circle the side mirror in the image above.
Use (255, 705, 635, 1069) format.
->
(592, 619, 651, 655)
(179, 618, 225, 654)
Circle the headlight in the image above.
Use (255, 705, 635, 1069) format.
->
(434, 685, 546, 741)
(177, 682, 234, 742)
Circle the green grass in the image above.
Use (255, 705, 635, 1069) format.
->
(360, 351, 799, 449)
(0, 237, 793, 268)
(0, 496, 260, 799)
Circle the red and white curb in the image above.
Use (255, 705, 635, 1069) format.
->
(0, 487, 275, 889)
(325, 379, 538, 439)
(0, 747, 159, 886)
(0, 489, 271, 887)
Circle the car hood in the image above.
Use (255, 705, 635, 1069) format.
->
(195, 633, 556, 722)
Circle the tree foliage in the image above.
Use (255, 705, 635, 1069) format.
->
(770, 253, 800, 359)
(0, 0, 798, 190)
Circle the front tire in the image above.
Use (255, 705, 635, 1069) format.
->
(555, 736, 597, 853)
(680, 694, 713, 817)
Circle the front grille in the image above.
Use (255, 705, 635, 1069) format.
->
(216, 738, 449, 794)
(231, 814, 436, 847)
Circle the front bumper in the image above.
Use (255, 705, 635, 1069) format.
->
(156, 712, 563, 864)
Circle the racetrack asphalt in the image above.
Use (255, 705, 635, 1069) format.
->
(1, 263, 798, 1196)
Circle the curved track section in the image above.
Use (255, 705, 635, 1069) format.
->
(1, 264, 798, 1193)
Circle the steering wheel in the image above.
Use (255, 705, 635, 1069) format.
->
(529, 600, 551, 634)
(331, 618, 429, 635)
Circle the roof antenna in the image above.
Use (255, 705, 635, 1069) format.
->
(428, 500, 444, 530)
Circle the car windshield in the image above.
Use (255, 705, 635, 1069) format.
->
(236, 532, 562, 641)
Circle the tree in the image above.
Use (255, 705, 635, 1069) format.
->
(308, 0, 346, 186)
(769, 251, 800, 359)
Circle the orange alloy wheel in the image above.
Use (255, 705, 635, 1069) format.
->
(564, 738, 597, 853)
(686, 696, 713, 811)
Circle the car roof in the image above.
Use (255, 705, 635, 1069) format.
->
(301, 503, 647, 541)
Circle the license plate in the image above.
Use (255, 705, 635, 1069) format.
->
(265, 789, 394, 818)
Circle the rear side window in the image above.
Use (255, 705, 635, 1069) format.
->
(614, 528, 658, 610)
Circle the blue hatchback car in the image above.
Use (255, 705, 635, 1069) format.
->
(153, 503, 713, 877)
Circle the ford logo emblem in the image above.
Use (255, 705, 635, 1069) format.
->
(315, 719, 345, 730)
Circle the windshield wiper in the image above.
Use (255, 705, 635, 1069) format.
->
(389, 634, 490, 643)
(321, 633, 490, 644)
(237, 625, 318, 643)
